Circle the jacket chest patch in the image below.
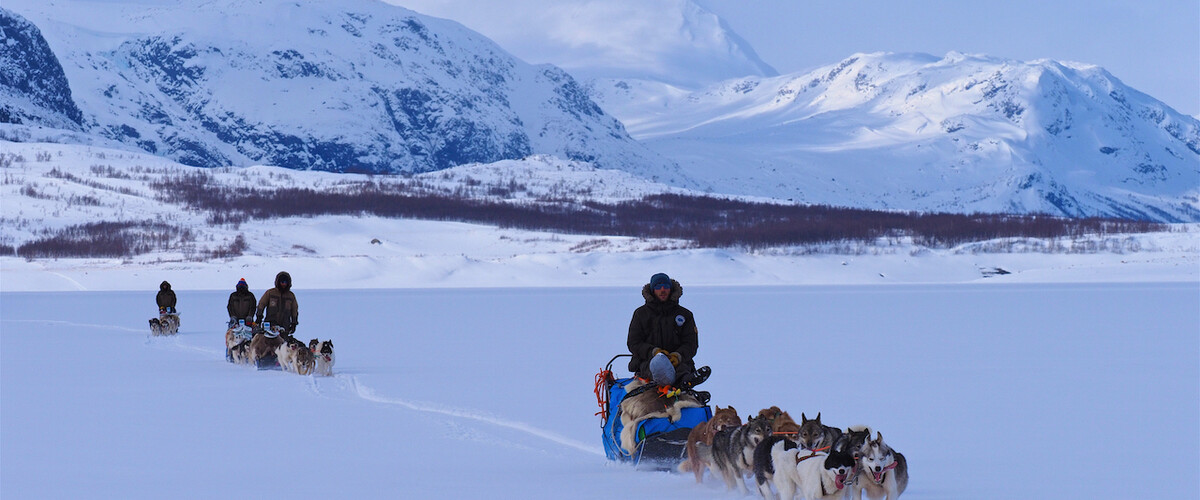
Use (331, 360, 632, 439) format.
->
(675, 315, 685, 326)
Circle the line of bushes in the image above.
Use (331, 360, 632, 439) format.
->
(14, 221, 188, 258)
(150, 172, 1166, 250)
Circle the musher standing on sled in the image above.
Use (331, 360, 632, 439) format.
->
(227, 278, 256, 327)
(256, 271, 298, 335)
(627, 273, 710, 396)
(156, 280, 177, 313)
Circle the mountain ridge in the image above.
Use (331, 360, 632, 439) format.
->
(589, 51, 1200, 221)
(1, 0, 686, 183)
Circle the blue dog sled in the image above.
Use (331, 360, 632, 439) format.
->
(595, 354, 712, 470)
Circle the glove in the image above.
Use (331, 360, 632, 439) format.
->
(652, 348, 669, 358)
(667, 352, 681, 367)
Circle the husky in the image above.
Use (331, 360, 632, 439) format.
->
(276, 336, 309, 373)
(679, 405, 741, 482)
(148, 318, 162, 335)
(833, 425, 873, 455)
(752, 411, 803, 499)
(225, 325, 254, 362)
(709, 415, 773, 493)
(758, 406, 784, 421)
(275, 340, 295, 372)
(157, 313, 180, 335)
(852, 432, 908, 500)
(293, 341, 315, 375)
(229, 339, 253, 365)
(799, 412, 843, 451)
(617, 379, 703, 455)
(249, 331, 284, 369)
(309, 339, 336, 376)
(773, 447, 856, 500)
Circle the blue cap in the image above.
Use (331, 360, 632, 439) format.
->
(650, 273, 671, 289)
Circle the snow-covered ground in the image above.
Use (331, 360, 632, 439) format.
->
(2, 280, 1196, 499)
(3, 137, 1199, 500)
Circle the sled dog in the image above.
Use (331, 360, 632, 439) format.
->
(309, 339, 336, 376)
(275, 339, 295, 372)
(617, 379, 703, 455)
(679, 405, 741, 482)
(753, 434, 797, 499)
(852, 432, 908, 500)
(710, 415, 773, 493)
(771, 411, 801, 435)
(157, 313, 180, 335)
(148, 318, 163, 336)
(276, 336, 309, 373)
(833, 425, 873, 456)
(249, 331, 284, 369)
(752, 412, 802, 499)
(758, 406, 784, 422)
(225, 325, 254, 361)
(799, 412, 842, 451)
(772, 447, 856, 500)
(229, 339, 253, 365)
(292, 340, 315, 375)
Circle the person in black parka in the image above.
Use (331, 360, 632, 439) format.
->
(256, 271, 298, 334)
(227, 277, 257, 326)
(627, 272, 710, 389)
(156, 280, 177, 313)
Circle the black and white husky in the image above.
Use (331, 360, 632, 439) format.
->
(709, 415, 773, 494)
(309, 339, 336, 376)
(772, 447, 857, 500)
(851, 432, 908, 500)
(753, 434, 799, 499)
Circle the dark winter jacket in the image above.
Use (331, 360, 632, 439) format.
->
(627, 279, 698, 379)
(256, 272, 298, 331)
(227, 287, 257, 322)
(156, 281, 177, 312)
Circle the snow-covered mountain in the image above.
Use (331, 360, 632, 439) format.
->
(1, 0, 686, 183)
(591, 52, 1200, 222)
(0, 8, 83, 130)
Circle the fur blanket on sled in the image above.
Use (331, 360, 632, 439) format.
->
(618, 379, 703, 455)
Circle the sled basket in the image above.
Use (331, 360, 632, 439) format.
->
(598, 354, 711, 470)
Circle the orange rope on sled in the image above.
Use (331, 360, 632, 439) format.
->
(594, 369, 613, 424)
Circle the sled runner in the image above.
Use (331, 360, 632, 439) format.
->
(595, 354, 712, 470)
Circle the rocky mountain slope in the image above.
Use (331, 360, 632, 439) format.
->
(0, 8, 83, 130)
(2, 0, 685, 183)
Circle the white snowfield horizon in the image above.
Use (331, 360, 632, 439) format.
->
(2, 139, 1198, 293)
(3, 225, 1199, 293)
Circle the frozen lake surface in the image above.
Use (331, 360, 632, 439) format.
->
(2, 282, 1197, 499)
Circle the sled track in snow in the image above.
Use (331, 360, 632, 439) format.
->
(339, 374, 603, 456)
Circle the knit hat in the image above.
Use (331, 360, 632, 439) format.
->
(649, 352, 676, 386)
(236, 278, 248, 290)
(649, 273, 671, 289)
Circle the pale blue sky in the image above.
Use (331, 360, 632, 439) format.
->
(696, 0, 1199, 116)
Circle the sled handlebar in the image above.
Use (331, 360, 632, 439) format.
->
(605, 353, 631, 374)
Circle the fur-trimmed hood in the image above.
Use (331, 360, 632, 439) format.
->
(641, 279, 683, 304)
